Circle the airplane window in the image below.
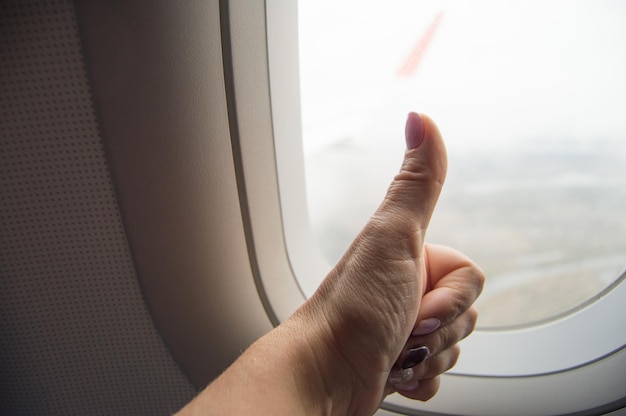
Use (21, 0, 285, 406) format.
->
(298, 0, 626, 328)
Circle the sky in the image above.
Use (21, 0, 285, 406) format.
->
(298, 0, 626, 153)
(296, 0, 626, 326)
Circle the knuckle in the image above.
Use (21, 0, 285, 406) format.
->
(467, 306, 479, 333)
(448, 345, 461, 370)
(450, 291, 468, 319)
(456, 308, 479, 342)
(469, 263, 486, 294)
(435, 318, 456, 350)
(459, 306, 478, 341)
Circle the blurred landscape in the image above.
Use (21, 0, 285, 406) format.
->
(298, 0, 626, 327)
(304, 136, 626, 327)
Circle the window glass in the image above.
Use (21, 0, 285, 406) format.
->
(298, 0, 626, 327)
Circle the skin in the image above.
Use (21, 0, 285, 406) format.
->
(177, 113, 485, 416)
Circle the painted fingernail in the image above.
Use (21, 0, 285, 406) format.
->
(402, 346, 430, 369)
(394, 379, 420, 392)
(405, 112, 425, 149)
(412, 318, 441, 336)
(388, 367, 413, 385)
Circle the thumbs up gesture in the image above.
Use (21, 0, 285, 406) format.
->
(298, 112, 484, 411)
(179, 113, 484, 416)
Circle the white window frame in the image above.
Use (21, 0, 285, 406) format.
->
(227, 1, 626, 414)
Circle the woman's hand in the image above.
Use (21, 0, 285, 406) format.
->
(388, 244, 483, 401)
(291, 113, 484, 413)
(177, 113, 484, 416)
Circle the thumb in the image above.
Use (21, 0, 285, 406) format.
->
(378, 112, 447, 232)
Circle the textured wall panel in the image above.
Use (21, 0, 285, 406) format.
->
(0, 1, 196, 414)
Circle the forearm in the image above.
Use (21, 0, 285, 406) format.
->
(175, 314, 356, 416)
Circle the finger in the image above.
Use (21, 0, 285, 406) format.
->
(374, 113, 448, 240)
(392, 347, 459, 400)
(412, 344, 461, 381)
(389, 321, 464, 387)
(412, 244, 484, 334)
(388, 345, 460, 390)
(406, 307, 477, 360)
(395, 376, 441, 402)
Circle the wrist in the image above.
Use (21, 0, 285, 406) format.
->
(274, 313, 356, 415)
(178, 293, 390, 416)
(180, 320, 336, 416)
(285, 299, 389, 416)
